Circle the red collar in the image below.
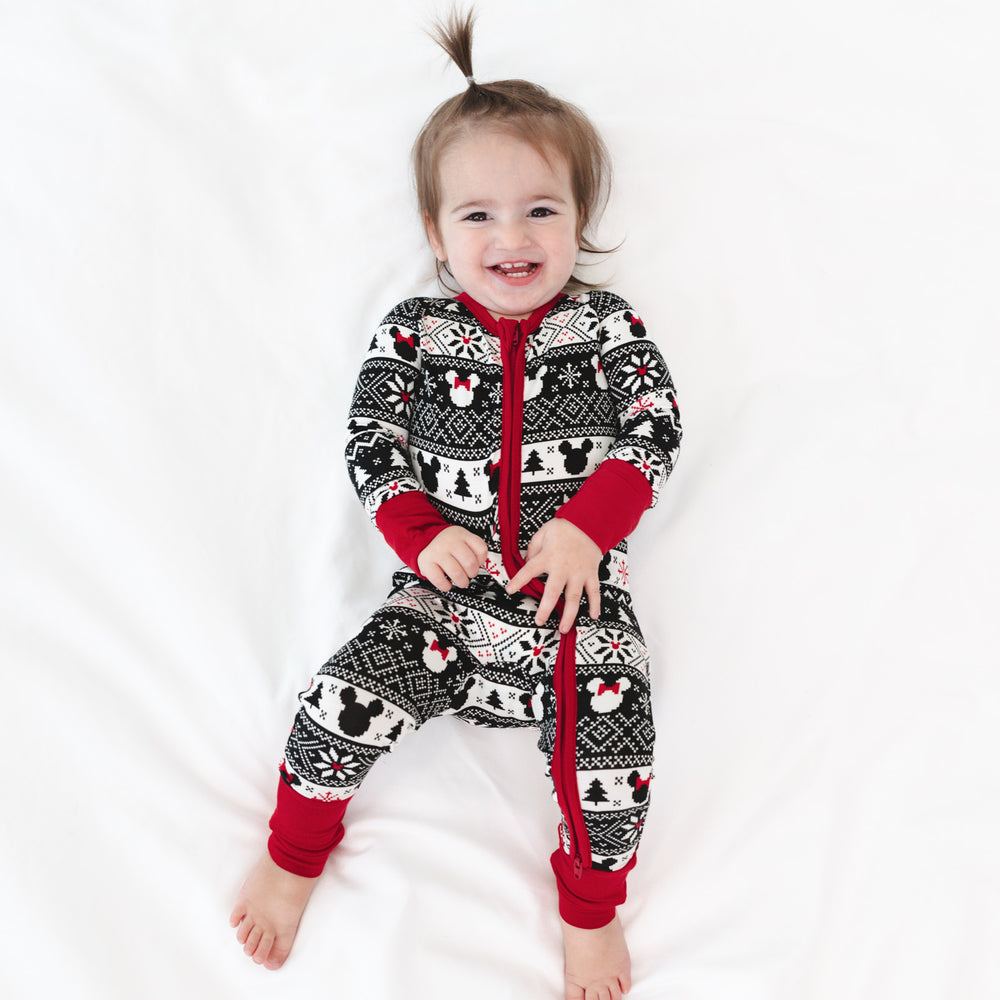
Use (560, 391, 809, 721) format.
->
(456, 292, 566, 337)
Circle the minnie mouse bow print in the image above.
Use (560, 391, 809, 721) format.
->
(585, 676, 631, 713)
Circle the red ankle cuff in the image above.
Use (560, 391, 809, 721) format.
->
(551, 848, 637, 929)
(267, 770, 351, 877)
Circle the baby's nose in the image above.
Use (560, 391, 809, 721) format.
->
(494, 220, 531, 249)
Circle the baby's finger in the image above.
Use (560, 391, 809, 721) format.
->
(469, 536, 489, 563)
(457, 544, 481, 578)
(525, 532, 544, 561)
(425, 563, 452, 592)
(506, 557, 539, 595)
(535, 575, 563, 627)
(585, 576, 601, 620)
(559, 584, 583, 633)
(441, 554, 470, 589)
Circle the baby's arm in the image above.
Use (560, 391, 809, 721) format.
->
(346, 301, 454, 573)
(507, 296, 682, 630)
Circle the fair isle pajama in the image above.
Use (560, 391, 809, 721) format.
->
(268, 290, 681, 928)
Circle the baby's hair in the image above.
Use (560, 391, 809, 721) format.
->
(413, 6, 614, 293)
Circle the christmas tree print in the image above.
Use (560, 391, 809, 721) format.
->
(486, 689, 503, 710)
(523, 449, 544, 474)
(583, 778, 608, 804)
(454, 468, 471, 498)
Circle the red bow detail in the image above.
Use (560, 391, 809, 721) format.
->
(453, 376, 471, 390)
(633, 774, 651, 791)
(396, 331, 415, 347)
(429, 638, 450, 660)
(598, 682, 620, 696)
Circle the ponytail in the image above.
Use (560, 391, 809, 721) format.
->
(428, 6, 478, 87)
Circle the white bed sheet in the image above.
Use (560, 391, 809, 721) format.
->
(3, 2, 999, 998)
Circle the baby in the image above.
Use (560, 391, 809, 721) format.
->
(230, 9, 681, 998)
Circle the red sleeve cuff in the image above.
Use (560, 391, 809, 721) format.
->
(554, 459, 652, 554)
(374, 490, 451, 575)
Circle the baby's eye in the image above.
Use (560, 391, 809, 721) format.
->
(529, 207, 555, 218)
(463, 211, 489, 222)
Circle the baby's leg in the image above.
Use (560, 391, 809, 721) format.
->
(231, 779, 349, 969)
(542, 621, 655, 998)
(231, 595, 471, 968)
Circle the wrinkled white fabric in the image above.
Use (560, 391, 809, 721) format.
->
(2, 2, 998, 999)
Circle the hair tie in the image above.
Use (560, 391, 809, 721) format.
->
(466, 74, 476, 85)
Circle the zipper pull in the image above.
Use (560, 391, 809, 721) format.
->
(573, 854, 583, 879)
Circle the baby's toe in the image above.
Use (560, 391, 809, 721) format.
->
(242, 924, 263, 957)
(251, 931, 275, 965)
(264, 937, 292, 970)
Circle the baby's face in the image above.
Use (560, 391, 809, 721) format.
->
(425, 130, 579, 320)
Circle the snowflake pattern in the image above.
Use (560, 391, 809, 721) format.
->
(384, 373, 415, 415)
(618, 350, 663, 396)
(382, 618, 408, 643)
(588, 630, 631, 664)
(619, 812, 644, 844)
(446, 604, 477, 639)
(517, 628, 554, 675)
(314, 747, 363, 783)
(557, 365, 581, 390)
(441, 324, 481, 360)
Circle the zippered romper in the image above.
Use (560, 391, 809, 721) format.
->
(267, 290, 681, 928)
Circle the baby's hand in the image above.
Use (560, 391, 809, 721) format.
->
(505, 518, 602, 633)
(417, 526, 488, 592)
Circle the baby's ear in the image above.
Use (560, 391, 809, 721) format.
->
(423, 214, 446, 262)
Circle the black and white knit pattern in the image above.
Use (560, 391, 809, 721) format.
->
(282, 291, 680, 871)
(347, 291, 681, 552)
(283, 571, 655, 871)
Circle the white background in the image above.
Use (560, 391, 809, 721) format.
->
(2, 2, 998, 998)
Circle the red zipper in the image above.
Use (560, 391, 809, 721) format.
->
(553, 627, 589, 879)
(496, 315, 591, 879)
(498, 318, 525, 573)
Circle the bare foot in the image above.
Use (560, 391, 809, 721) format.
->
(561, 914, 632, 1000)
(229, 851, 317, 969)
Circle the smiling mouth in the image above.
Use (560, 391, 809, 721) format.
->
(491, 262, 539, 278)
